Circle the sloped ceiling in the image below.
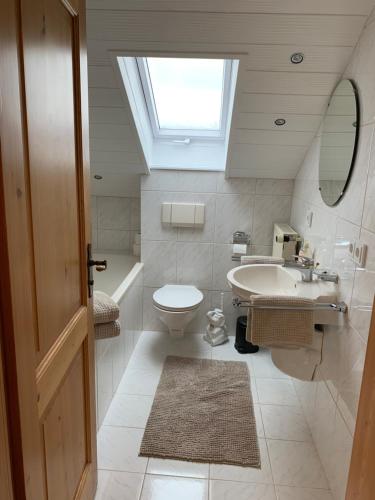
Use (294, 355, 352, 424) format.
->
(86, 0, 374, 190)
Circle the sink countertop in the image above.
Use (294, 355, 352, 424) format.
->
(295, 277, 337, 301)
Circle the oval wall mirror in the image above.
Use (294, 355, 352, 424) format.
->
(319, 79, 360, 206)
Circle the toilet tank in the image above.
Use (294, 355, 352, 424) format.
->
(272, 223, 299, 261)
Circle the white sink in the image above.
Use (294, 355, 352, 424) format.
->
(227, 264, 338, 324)
(227, 264, 298, 299)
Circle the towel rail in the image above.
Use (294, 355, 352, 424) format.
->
(232, 297, 347, 313)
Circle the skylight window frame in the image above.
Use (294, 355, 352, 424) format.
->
(136, 57, 233, 141)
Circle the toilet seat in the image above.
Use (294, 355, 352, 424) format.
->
(153, 285, 203, 312)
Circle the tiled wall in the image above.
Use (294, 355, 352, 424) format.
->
(141, 170, 293, 334)
(92, 195, 140, 252)
(290, 15, 375, 500)
(95, 267, 143, 429)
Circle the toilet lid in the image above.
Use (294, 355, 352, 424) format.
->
(153, 285, 203, 311)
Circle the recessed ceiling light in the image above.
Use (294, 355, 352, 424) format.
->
(274, 118, 286, 126)
(94, 174, 103, 180)
(290, 52, 304, 64)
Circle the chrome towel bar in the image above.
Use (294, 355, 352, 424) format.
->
(232, 297, 347, 313)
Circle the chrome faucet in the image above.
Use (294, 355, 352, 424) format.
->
(313, 268, 339, 284)
(284, 256, 315, 282)
(284, 256, 339, 283)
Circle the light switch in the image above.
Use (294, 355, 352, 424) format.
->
(348, 241, 355, 257)
(353, 242, 367, 267)
(194, 204, 205, 225)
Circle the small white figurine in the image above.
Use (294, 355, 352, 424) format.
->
(203, 293, 229, 346)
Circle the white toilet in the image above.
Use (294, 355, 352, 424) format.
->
(153, 285, 204, 337)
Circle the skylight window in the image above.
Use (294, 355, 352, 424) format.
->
(117, 54, 239, 170)
(136, 57, 232, 140)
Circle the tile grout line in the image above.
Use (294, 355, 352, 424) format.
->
(138, 464, 148, 500)
(263, 436, 278, 494)
(97, 465, 333, 490)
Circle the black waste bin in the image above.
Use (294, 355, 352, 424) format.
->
(235, 316, 259, 354)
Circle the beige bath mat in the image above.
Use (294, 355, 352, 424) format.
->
(139, 355, 261, 468)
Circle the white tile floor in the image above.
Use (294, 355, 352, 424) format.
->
(96, 331, 333, 500)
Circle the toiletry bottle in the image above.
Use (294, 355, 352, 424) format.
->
(299, 241, 312, 259)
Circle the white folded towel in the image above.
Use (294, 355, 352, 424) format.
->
(94, 291, 119, 325)
(240, 255, 285, 265)
(94, 320, 121, 340)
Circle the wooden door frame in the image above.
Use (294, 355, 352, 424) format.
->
(346, 296, 375, 499)
(0, 0, 96, 498)
(0, 324, 14, 500)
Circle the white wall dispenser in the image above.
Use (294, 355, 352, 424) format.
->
(231, 231, 250, 261)
(273, 223, 300, 261)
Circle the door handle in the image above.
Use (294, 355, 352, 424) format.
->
(87, 243, 107, 297)
(88, 259, 107, 272)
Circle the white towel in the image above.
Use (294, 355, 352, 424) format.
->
(94, 290, 119, 325)
(240, 255, 285, 265)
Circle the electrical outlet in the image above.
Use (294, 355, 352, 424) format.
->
(353, 242, 367, 267)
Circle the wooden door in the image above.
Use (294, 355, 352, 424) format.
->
(346, 296, 375, 500)
(0, 0, 96, 498)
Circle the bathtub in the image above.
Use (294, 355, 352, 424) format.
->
(93, 252, 144, 429)
(94, 252, 139, 298)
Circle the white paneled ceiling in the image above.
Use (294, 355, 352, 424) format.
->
(86, 0, 375, 187)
